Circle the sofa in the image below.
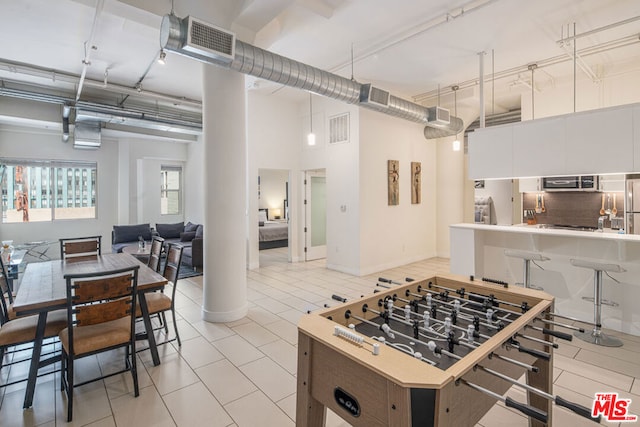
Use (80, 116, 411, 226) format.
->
(111, 222, 203, 270)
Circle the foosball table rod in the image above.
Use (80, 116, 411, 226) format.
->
(426, 344, 597, 422)
(534, 317, 585, 333)
(457, 378, 548, 423)
(360, 301, 557, 358)
(425, 281, 525, 311)
(473, 365, 600, 423)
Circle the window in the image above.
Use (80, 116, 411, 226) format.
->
(0, 159, 97, 223)
(160, 165, 181, 215)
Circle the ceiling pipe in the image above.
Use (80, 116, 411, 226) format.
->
(557, 15, 640, 45)
(76, 0, 105, 102)
(160, 14, 463, 139)
(0, 59, 203, 110)
(412, 33, 640, 104)
(328, 0, 498, 76)
(0, 85, 202, 136)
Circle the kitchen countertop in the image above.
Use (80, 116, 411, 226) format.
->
(450, 222, 640, 242)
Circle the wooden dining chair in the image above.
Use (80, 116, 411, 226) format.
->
(147, 236, 165, 273)
(0, 255, 17, 305)
(0, 273, 68, 389)
(59, 265, 140, 422)
(59, 235, 102, 263)
(137, 243, 184, 347)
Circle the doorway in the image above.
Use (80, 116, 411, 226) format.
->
(258, 168, 290, 267)
(304, 169, 326, 261)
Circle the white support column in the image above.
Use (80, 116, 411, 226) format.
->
(201, 65, 248, 322)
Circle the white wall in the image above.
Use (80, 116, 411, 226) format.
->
(437, 107, 479, 258)
(123, 139, 188, 227)
(521, 67, 640, 121)
(0, 125, 118, 259)
(246, 90, 301, 268)
(0, 98, 190, 259)
(258, 169, 288, 216)
(299, 96, 361, 274)
(475, 179, 515, 225)
(358, 109, 437, 275)
(184, 139, 204, 224)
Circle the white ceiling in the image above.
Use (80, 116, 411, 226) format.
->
(1, 0, 640, 133)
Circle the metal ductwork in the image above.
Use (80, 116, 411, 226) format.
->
(62, 104, 71, 142)
(465, 109, 522, 134)
(160, 14, 463, 139)
(73, 121, 102, 149)
(75, 103, 202, 135)
(0, 84, 203, 144)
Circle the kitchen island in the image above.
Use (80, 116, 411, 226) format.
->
(450, 223, 640, 336)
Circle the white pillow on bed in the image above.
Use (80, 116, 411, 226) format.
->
(258, 210, 268, 223)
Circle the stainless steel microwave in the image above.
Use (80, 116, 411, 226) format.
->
(541, 175, 598, 191)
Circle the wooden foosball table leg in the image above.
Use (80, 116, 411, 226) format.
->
(527, 339, 553, 427)
(297, 332, 327, 427)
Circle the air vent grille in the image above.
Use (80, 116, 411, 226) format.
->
(190, 21, 233, 55)
(360, 84, 390, 108)
(329, 113, 349, 144)
(369, 87, 390, 106)
(182, 16, 235, 63)
(436, 107, 450, 124)
(427, 106, 451, 125)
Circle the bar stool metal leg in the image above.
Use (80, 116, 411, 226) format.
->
(504, 250, 548, 290)
(523, 259, 543, 290)
(574, 270, 623, 347)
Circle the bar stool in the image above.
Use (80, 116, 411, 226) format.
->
(504, 249, 549, 290)
(570, 258, 624, 347)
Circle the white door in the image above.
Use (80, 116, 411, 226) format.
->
(304, 170, 326, 261)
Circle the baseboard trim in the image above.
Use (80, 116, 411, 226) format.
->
(201, 303, 248, 323)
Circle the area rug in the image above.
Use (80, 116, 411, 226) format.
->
(159, 259, 202, 279)
(178, 263, 202, 279)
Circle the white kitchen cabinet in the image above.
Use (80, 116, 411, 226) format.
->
(518, 177, 539, 192)
(512, 117, 566, 177)
(468, 124, 513, 179)
(599, 174, 625, 192)
(468, 102, 640, 180)
(565, 106, 634, 174)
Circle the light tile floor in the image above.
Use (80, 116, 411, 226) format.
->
(1, 249, 638, 426)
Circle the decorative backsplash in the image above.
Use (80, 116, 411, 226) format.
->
(522, 191, 624, 228)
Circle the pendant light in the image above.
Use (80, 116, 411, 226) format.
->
(307, 92, 316, 146)
(452, 85, 460, 151)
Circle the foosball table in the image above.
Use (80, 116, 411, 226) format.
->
(296, 273, 598, 426)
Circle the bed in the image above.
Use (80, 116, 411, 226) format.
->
(258, 209, 289, 249)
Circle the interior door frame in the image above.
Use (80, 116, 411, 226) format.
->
(304, 169, 326, 261)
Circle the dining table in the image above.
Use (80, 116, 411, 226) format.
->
(12, 252, 168, 409)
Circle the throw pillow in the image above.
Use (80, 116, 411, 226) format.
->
(258, 210, 268, 223)
(185, 221, 199, 232)
(113, 224, 152, 244)
(156, 222, 184, 239)
(195, 224, 204, 238)
(180, 231, 196, 242)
